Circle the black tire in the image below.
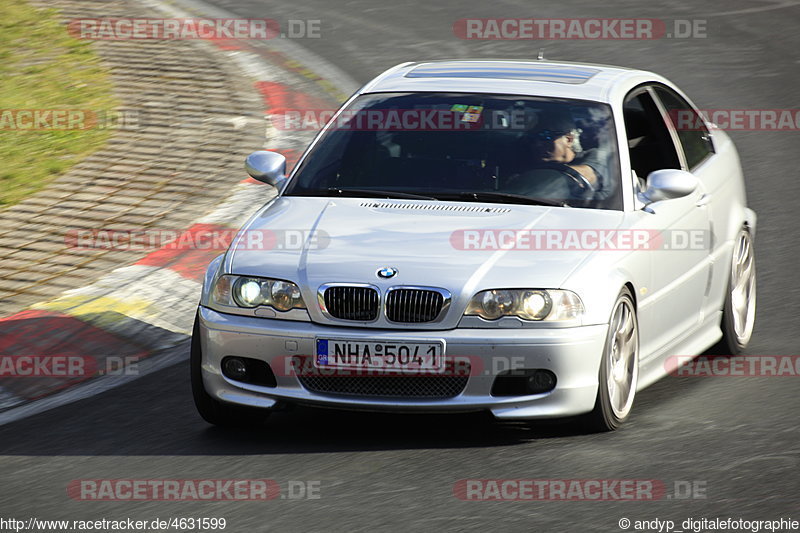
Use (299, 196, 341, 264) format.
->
(710, 228, 756, 355)
(190, 312, 271, 427)
(587, 287, 639, 432)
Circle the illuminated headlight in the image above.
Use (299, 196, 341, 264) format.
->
(211, 274, 306, 311)
(237, 279, 264, 307)
(465, 289, 584, 322)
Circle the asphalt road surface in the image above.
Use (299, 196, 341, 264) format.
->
(2, 1, 799, 531)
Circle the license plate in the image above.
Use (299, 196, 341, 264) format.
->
(315, 339, 445, 372)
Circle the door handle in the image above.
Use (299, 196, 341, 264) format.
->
(696, 193, 712, 207)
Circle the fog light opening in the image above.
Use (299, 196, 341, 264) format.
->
(526, 370, 557, 394)
(221, 356, 277, 387)
(491, 368, 557, 397)
(222, 357, 248, 381)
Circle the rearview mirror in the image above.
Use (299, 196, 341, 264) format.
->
(245, 150, 287, 188)
(640, 169, 698, 204)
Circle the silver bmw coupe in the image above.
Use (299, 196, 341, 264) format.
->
(192, 60, 756, 431)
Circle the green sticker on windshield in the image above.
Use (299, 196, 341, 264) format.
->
(462, 105, 484, 123)
(450, 104, 468, 112)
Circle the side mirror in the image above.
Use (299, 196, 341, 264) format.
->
(245, 150, 287, 188)
(640, 169, 698, 204)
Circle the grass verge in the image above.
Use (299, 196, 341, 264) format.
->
(0, 0, 117, 207)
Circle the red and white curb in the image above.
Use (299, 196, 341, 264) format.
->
(0, 19, 344, 420)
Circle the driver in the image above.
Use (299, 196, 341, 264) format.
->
(522, 109, 611, 199)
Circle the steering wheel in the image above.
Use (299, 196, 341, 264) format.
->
(531, 162, 596, 194)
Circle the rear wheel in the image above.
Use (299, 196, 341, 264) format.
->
(713, 228, 756, 355)
(588, 287, 639, 431)
(190, 313, 271, 427)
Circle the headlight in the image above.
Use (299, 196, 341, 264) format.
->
(269, 280, 304, 311)
(236, 278, 264, 307)
(211, 274, 306, 311)
(465, 289, 583, 321)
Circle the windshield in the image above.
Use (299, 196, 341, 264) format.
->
(284, 92, 621, 209)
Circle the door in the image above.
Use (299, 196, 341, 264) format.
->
(623, 86, 712, 359)
(652, 85, 728, 321)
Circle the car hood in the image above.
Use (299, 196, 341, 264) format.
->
(229, 196, 623, 307)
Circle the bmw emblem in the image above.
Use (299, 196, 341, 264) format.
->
(377, 267, 398, 279)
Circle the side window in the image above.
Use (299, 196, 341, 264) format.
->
(654, 86, 715, 170)
(622, 90, 681, 180)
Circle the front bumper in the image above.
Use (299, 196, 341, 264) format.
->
(197, 306, 608, 420)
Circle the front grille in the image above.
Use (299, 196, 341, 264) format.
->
(385, 289, 445, 323)
(297, 365, 470, 399)
(323, 286, 379, 321)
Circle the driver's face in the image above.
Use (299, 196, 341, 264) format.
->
(533, 132, 576, 163)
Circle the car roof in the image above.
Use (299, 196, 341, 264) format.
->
(360, 60, 660, 103)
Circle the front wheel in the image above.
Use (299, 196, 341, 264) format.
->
(587, 287, 639, 431)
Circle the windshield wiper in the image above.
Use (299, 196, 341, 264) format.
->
(320, 188, 439, 201)
(445, 191, 568, 207)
